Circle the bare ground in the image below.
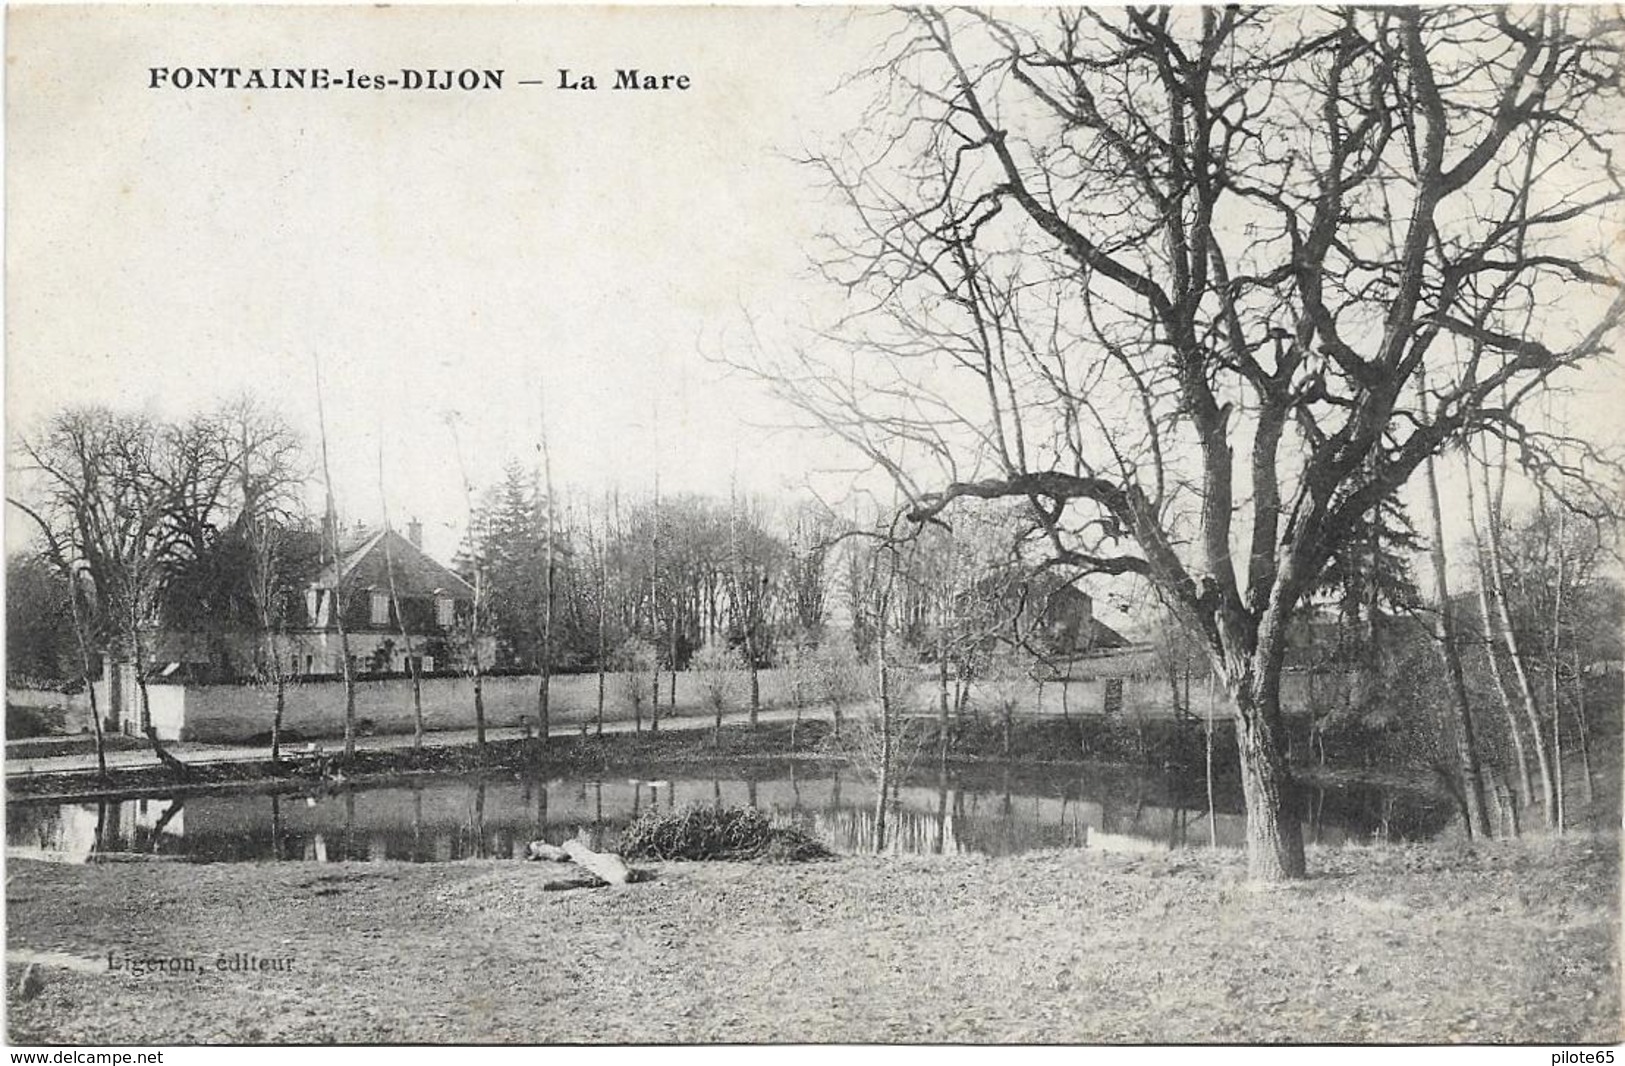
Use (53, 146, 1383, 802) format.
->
(5, 835, 1618, 1044)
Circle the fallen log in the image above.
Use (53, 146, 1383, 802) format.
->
(542, 873, 609, 892)
(525, 841, 572, 862)
(561, 839, 633, 886)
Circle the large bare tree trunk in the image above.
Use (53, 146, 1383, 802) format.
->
(1223, 602, 1304, 881)
(1422, 443, 1491, 839)
(1232, 683, 1303, 881)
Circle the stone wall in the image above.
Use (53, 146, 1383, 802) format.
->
(164, 668, 795, 743)
(129, 664, 1329, 743)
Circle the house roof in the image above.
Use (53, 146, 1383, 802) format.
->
(315, 527, 474, 598)
(1088, 618, 1130, 649)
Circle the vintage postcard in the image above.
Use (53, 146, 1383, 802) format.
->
(4, 3, 1621, 1051)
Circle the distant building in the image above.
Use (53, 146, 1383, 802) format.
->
(286, 520, 479, 677)
(1034, 582, 1130, 656)
(101, 518, 482, 733)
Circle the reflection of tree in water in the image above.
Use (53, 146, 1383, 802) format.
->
(344, 791, 356, 859)
(271, 794, 284, 861)
(412, 788, 422, 862)
(9, 764, 1458, 863)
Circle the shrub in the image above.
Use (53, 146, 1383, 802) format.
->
(6, 704, 60, 739)
(691, 643, 741, 708)
(620, 803, 831, 862)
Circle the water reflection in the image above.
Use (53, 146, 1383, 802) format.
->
(5, 761, 1454, 864)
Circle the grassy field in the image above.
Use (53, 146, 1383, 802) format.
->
(6, 833, 1617, 1044)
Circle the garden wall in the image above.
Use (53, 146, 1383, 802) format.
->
(108, 664, 1328, 743)
(157, 668, 796, 743)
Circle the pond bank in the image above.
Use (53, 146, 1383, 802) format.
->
(6, 833, 1617, 1043)
(7, 714, 1434, 804)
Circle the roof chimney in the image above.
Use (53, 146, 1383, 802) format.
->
(407, 517, 423, 549)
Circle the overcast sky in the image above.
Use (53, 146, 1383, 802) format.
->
(6, 5, 875, 559)
(7, 5, 1621, 603)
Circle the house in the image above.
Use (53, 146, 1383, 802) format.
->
(109, 518, 479, 688)
(1034, 583, 1130, 655)
(96, 518, 482, 737)
(284, 519, 480, 677)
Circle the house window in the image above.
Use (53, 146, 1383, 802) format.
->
(291, 655, 300, 676)
(436, 596, 454, 628)
(422, 655, 435, 673)
(371, 591, 390, 626)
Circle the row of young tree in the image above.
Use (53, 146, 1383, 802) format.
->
(457, 469, 1104, 742)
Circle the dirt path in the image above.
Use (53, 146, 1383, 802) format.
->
(4, 704, 846, 778)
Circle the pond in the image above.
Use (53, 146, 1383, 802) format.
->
(5, 760, 1456, 864)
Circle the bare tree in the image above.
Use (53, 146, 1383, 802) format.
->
(619, 634, 656, 732)
(1548, 497, 1567, 833)
(648, 471, 661, 731)
(1476, 442, 1557, 824)
(1419, 383, 1490, 838)
(536, 394, 557, 749)
(591, 492, 613, 736)
(7, 499, 110, 779)
(15, 408, 188, 774)
(1463, 451, 1533, 812)
(219, 395, 307, 761)
(446, 413, 487, 754)
(693, 641, 741, 748)
(315, 362, 359, 760)
(726, 481, 779, 730)
(378, 450, 424, 750)
(748, 7, 1624, 879)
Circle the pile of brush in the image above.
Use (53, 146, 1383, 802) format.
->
(619, 804, 832, 863)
